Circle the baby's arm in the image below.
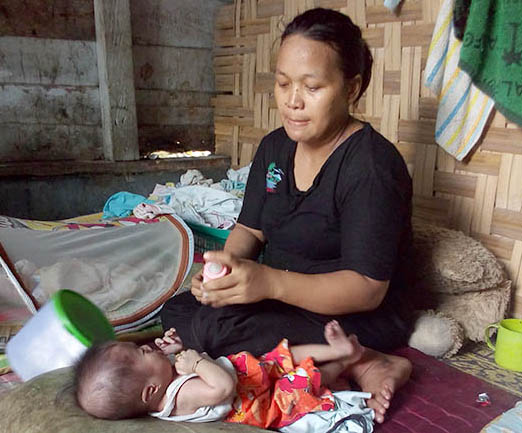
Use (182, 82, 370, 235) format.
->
(154, 328, 183, 354)
(172, 349, 236, 416)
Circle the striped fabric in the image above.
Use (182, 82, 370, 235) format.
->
(424, 0, 494, 161)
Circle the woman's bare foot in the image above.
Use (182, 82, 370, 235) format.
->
(324, 320, 363, 363)
(347, 348, 412, 424)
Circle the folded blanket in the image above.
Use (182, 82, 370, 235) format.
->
(459, 0, 522, 126)
(424, 0, 495, 161)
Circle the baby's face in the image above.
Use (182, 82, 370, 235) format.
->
(109, 342, 173, 390)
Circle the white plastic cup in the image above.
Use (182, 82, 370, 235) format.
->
(202, 261, 229, 283)
(6, 289, 115, 381)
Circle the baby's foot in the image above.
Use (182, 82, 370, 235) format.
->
(324, 320, 363, 363)
(350, 349, 412, 423)
(154, 328, 184, 354)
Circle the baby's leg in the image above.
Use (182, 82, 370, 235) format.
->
(290, 320, 363, 364)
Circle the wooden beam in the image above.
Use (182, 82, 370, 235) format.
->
(0, 156, 230, 177)
(94, 0, 139, 161)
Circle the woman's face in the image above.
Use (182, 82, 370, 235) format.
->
(274, 34, 355, 146)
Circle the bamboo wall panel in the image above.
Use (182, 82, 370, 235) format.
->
(213, 0, 522, 317)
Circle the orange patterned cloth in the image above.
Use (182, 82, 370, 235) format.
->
(225, 339, 334, 429)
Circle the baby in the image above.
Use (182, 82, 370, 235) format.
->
(74, 320, 364, 428)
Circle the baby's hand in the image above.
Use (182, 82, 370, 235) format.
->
(154, 328, 183, 354)
(174, 349, 203, 375)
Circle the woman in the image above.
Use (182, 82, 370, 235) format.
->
(161, 8, 413, 423)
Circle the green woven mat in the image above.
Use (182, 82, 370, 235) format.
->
(444, 341, 522, 397)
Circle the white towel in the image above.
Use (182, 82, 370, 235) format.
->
(424, 0, 495, 161)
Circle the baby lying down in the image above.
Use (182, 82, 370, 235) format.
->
(74, 322, 374, 432)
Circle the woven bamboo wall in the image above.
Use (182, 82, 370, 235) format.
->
(213, 0, 522, 317)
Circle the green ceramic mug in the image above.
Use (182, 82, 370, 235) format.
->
(485, 319, 522, 372)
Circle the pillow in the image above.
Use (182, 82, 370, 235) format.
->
(0, 367, 266, 433)
(411, 222, 507, 294)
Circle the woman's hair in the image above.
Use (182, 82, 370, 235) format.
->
(281, 8, 373, 103)
(74, 341, 147, 420)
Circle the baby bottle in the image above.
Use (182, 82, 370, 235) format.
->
(203, 261, 229, 283)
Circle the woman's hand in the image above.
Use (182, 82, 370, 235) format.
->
(191, 268, 205, 303)
(191, 250, 274, 308)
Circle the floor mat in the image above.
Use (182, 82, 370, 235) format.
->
(443, 341, 522, 398)
(0, 345, 519, 431)
(378, 347, 520, 433)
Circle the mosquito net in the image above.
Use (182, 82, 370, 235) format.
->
(0, 214, 193, 332)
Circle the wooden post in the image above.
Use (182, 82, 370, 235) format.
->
(94, 0, 139, 161)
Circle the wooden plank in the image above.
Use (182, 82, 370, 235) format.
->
(239, 126, 268, 142)
(316, 0, 347, 9)
(372, 48, 384, 117)
(135, 90, 212, 107)
(214, 64, 243, 74)
(433, 171, 477, 197)
(215, 74, 235, 92)
(471, 173, 487, 234)
(472, 232, 514, 260)
(215, 4, 235, 29)
(362, 28, 385, 49)
(422, 144, 437, 196)
(0, 85, 100, 125)
(481, 127, 522, 155)
(94, 0, 139, 161)
(214, 107, 254, 118)
(496, 153, 513, 209)
(239, 19, 272, 36)
(401, 23, 435, 47)
(512, 295, 522, 318)
(136, 106, 213, 126)
(398, 119, 436, 144)
(396, 142, 417, 164)
(384, 23, 401, 71)
(412, 195, 451, 227)
(0, 124, 102, 162)
(0, 37, 98, 86)
(211, 95, 243, 108)
(383, 71, 401, 95)
(448, 195, 474, 234)
(400, 47, 413, 120)
(214, 116, 254, 126)
(138, 125, 214, 154)
(480, 175, 498, 234)
(0, 0, 95, 41)
(0, 155, 230, 177)
(507, 241, 522, 298)
(215, 35, 258, 49)
(455, 152, 501, 176)
(130, 0, 215, 48)
(491, 208, 522, 241)
(213, 55, 243, 67)
(508, 155, 522, 212)
(255, 72, 275, 93)
(419, 97, 438, 119)
(134, 46, 214, 92)
(215, 123, 234, 136)
(366, 1, 423, 24)
(257, 0, 285, 17)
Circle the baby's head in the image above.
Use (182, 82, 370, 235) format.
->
(74, 341, 174, 419)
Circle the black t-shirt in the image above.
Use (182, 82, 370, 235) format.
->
(238, 123, 412, 296)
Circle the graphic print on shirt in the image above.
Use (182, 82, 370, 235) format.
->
(266, 162, 284, 192)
